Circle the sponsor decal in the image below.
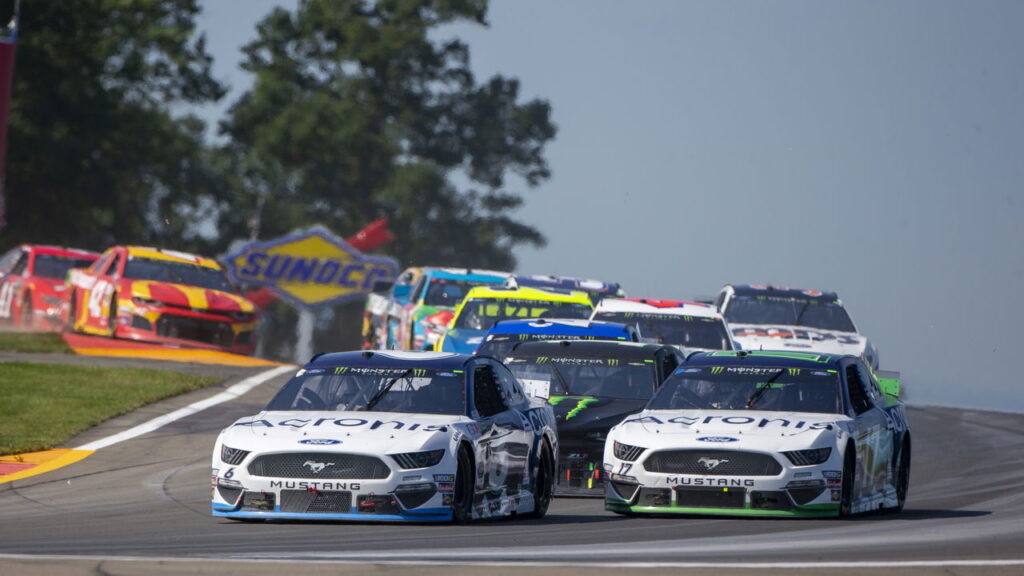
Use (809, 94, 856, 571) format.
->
(697, 436, 739, 443)
(433, 474, 455, 482)
(442, 494, 453, 506)
(548, 396, 599, 420)
(234, 418, 451, 431)
(698, 457, 730, 471)
(270, 480, 361, 490)
(624, 414, 834, 431)
(667, 477, 755, 487)
(437, 372, 457, 377)
(299, 438, 341, 445)
(437, 482, 455, 493)
(822, 470, 842, 479)
(225, 226, 399, 309)
(831, 489, 841, 502)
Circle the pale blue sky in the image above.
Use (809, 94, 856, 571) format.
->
(196, 1, 1023, 412)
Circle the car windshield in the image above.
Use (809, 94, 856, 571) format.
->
(504, 355, 656, 400)
(724, 295, 856, 332)
(423, 278, 493, 307)
(124, 257, 236, 293)
(266, 366, 466, 415)
(593, 312, 732, 350)
(453, 298, 592, 330)
(33, 254, 96, 279)
(648, 365, 842, 414)
(478, 333, 623, 360)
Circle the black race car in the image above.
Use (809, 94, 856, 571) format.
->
(502, 340, 684, 496)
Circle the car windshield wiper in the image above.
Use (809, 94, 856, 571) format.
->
(546, 361, 571, 395)
(746, 369, 786, 408)
(362, 369, 412, 411)
(793, 300, 812, 326)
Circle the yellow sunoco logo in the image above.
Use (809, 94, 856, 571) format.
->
(226, 227, 398, 307)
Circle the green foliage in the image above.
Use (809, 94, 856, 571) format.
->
(215, 0, 555, 270)
(0, 332, 70, 353)
(0, 0, 225, 253)
(0, 362, 220, 454)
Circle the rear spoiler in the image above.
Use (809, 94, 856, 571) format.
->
(875, 369, 902, 398)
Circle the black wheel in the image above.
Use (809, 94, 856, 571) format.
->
(839, 445, 856, 517)
(526, 440, 554, 519)
(452, 446, 474, 523)
(892, 438, 911, 513)
(19, 292, 32, 330)
(65, 290, 81, 333)
(107, 294, 118, 337)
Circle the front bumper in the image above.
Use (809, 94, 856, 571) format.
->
(603, 449, 843, 517)
(117, 301, 257, 355)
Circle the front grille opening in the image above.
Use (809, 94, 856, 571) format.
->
(131, 316, 152, 331)
(358, 494, 401, 515)
(240, 491, 276, 511)
(394, 484, 438, 509)
(609, 480, 639, 502)
(248, 453, 390, 479)
(751, 490, 793, 510)
(156, 316, 234, 347)
(645, 450, 782, 476)
(787, 485, 827, 505)
(217, 485, 243, 505)
(637, 487, 672, 507)
(674, 486, 747, 509)
(280, 490, 352, 513)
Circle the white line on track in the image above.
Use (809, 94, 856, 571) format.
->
(0, 554, 1023, 568)
(74, 365, 295, 451)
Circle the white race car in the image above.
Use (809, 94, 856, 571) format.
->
(604, 350, 910, 517)
(715, 284, 879, 369)
(591, 297, 736, 354)
(212, 350, 557, 522)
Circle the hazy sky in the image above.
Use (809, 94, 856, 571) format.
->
(197, 1, 1023, 413)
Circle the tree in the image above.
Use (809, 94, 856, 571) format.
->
(216, 0, 555, 271)
(0, 0, 225, 252)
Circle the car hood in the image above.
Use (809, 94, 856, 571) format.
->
(220, 411, 474, 453)
(548, 395, 647, 435)
(729, 324, 866, 356)
(125, 280, 255, 314)
(617, 409, 848, 440)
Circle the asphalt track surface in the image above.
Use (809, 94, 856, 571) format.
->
(2, 356, 1023, 575)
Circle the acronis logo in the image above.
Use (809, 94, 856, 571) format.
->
(225, 226, 398, 308)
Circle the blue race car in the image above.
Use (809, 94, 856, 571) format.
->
(477, 318, 641, 359)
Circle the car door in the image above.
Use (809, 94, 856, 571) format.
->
(469, 360, 532, 503)
(81, 250, 122, 334)
(844, 360, 893, 501)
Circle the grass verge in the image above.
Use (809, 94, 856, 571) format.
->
(0, 332, 72, 354)
(0, 362, 221, 454)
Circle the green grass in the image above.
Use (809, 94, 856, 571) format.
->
(0, 362, 221, 455)
(0, 332, 72, 354)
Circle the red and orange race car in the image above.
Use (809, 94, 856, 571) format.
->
(0, 244, 100, 330)
(66, 246, 259, 355)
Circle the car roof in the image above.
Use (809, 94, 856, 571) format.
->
(487, 318, 634, 337)
(306, 350, 472, 371)
(422, 267, 512, 282)
(25, 245, 100, 259)
(593, 297, 721, 318)
(684, 350, 851, 370)
(507, 339, 669, 359)
(512, 274, 622, 296)
(461, 285, 593, 305)
(122, 246, 222, 269)
(727, 284, 840, 303)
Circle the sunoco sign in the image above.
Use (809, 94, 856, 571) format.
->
(225, 226, 399, 309)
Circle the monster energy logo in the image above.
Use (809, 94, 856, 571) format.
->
(334, 367, 349, 374)
(412, 369, 427, 377)
(519, 334, 528, 340)
(685, 315, 694, 321)
(549, 396, 599, 420)
(711, 366, 725, 374)
(536, 357, 549, 364)
(608, 359, 619, 366)
(787, 368, 800, 376)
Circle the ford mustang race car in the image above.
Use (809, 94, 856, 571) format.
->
(604, 350, 910, 517)
(504, 340, 685, 496)
(0, 244, 98, 330)
(476, 318, 640, 359)
(591, 298, 735, 353)
(66, 246, 259, 354)
(436, 286, 594, 354)
(212, 350, 558, 522)
(715, 284, 879, 369)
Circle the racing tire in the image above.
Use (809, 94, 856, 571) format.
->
(65, 290, 79, 333)
(891, 438, 911, 513)
(452, 445, 474, 524)
(525, 440, 554, 519)
(20, 292, 32, 330)
(107, 294, 118, 338)
(839, 445, 856, 518)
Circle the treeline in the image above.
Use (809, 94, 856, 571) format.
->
(0, 0, 556, 359)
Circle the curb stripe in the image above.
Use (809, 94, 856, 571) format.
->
(0, 449, 94, 485)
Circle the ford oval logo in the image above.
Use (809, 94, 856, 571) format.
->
(697, 436, 738, 443)
(299, 439, 341, 445)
